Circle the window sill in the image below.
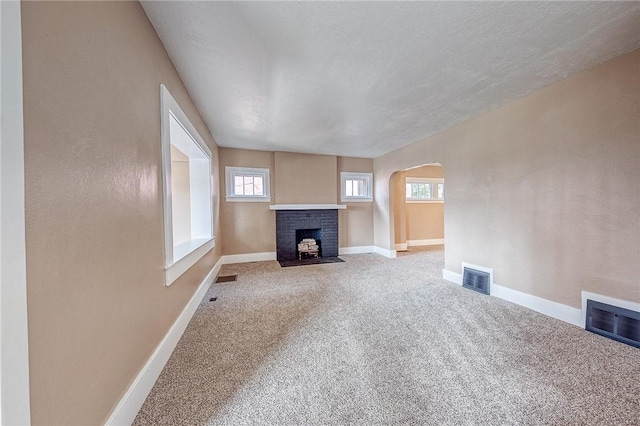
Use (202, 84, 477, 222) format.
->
(165, 237, 215, 286)
(340, 198, 373, 203)
(406, 199, 444, 204)
(225, 196, 271, 203)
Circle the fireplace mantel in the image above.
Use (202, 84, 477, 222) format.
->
(269, 204, 346, 210)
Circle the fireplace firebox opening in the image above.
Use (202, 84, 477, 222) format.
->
(296, 228, 322, 260)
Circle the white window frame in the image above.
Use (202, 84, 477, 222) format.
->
(225, 166, 271, 202)
(1, 2, 32, 423)
(340, 172, 373, 202)
(406, 177, 444, 203)
(161, 84, 215, 286)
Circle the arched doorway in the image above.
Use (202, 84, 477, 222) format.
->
(391, 163, 445, 253)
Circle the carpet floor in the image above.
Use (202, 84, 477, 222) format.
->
(133, 246, 640, 425)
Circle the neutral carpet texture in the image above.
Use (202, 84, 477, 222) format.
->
(133, 247, 640, 425)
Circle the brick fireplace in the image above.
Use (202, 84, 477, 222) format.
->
(275, 209, 339, 262)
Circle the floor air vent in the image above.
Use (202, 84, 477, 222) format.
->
(586, 300, 640, 348)
(215, 274, 238, 283)
(462, 267, 490, 295)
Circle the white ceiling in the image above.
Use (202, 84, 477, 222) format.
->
(141, 1, 640, 158)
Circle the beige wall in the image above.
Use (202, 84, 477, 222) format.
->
(21, 2, 221, 424)
(219, 148, 276, 255)
(406, 203, 444, 241)
(375, 50, 640, 307)
(22, 5, 636, 423)
(393, 165, 445, 245)
(392, 171, 407, 245)
(219, 150, 374, 253)
(274, 151, 338, 204)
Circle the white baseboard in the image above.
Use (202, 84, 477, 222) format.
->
(374, 246, 397, 258)
(339, 246, 375, 255)
(407, 239, 444, 246)
(223, 249, 380, 261)
(221, 252, 276, 264)
(441, 269, 582, 327)
(105, 258, 223, 426)
(442, 269, 462, 284)
(581, 291, 640, 330)
(492, 283, 582, 327)
(395, 243, 408, 251)
(222, 249, 378, 261)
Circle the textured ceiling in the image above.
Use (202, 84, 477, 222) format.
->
(141, 1, 640, 158)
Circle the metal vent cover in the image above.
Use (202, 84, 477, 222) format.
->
(462, 267, 490, 295)
(215, 274, 238, 283)
(586, 300, 640, 348)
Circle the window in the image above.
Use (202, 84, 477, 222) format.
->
(161, 85, 215, 286)
(225, 167, 270, 202)
(340, 172, 373, 202)
(406, 178, 444, 202)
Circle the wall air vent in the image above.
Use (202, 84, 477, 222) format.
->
(462, 267, 490, 295)
(586, 299, 640, 348)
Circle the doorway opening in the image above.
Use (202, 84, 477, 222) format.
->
(391, 163, 445, 255)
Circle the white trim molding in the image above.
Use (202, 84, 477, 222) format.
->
(165, 239, 215, 286)
(160, 84, 215, 286)
(0, 1, 31, 424)
(225, 197, 271, 203)
(105, 258, 223, 426)
(224, 166, 271, 202)
(492, 283, 581, 327)
(269, 204, 346, 210)
(341, 198, 373, 203)
(581, 291, 640, 330)
(221, 252, 276, 264)
(339, 246, 375, 255)
(442, 269, 582, 327)
(340, 172, 374, 202)
(395, 243, 408, 251)
(405, 177, 445, 202)
(442, 269, 462, 285)
(407, 239, 444, 247)
(374, 246, 397, 258)
(221, 248, 378, 261)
